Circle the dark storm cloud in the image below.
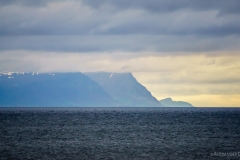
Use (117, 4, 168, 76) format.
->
(196, 23, 240, 37)
(1, 0, 240, 15)
(0, 0, 60, 7)
(0, 1, 45, 8)
(96, 21, 240, 37)
(1, 35, 239, 53)
(82, 0, 240, 15)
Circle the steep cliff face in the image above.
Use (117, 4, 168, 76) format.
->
(85, 72, 162, 107)
(0, 72, 118, 107)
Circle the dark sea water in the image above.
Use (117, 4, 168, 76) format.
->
(1, 107, 240, 160)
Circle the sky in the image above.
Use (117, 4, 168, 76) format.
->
(1, 0, 240, 107)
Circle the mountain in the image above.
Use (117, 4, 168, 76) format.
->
(0, 72, 118, 107)
(84, 72, 163, 107)
(159, 98, 193, 107)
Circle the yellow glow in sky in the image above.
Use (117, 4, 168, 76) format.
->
(1, 50, 240, 107)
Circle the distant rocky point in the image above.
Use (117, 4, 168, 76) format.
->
(159, 98, 193, 107)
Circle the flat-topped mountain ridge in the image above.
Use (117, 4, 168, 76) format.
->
(0, 72, 118, 107)
(0, 72, 163, 107)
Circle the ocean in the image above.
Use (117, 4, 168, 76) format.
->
(1, 107, 240, 160)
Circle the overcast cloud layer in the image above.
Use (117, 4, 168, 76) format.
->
(0, 0, 240, 53)
(1, 0, 240, 106)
